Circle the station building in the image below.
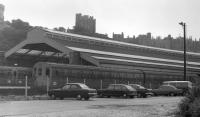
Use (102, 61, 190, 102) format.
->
(3, 27, 200, 76)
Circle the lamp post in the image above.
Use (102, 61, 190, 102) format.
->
(179, 22, 187, 81)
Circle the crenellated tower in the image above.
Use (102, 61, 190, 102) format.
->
(0, 4, 5, 22)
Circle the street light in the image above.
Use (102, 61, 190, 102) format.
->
(179, 22, 187, 81)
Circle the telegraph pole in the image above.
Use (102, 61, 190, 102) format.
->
(179, 22, 187, 81)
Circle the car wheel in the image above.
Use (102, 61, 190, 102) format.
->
(99, 94, 104, 98)
(76, 94, 82, 100)
(169, 93, 174, 96)
(60, 97, 64, 100)
(84, 97, 90, 100)
(143, 94, 147, 98)
(123, 94, 127, 98)
(129, 96, 134, 98)
(51, 94, 56, 100)
(137, 93, 141, 98)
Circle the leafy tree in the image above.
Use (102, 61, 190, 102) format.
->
(53, 27, 66, 32)
(0, 19, 32, 50)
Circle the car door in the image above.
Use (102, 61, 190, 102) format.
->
(106, 85, 115, 96)
(62, 84, 71, 97)
(121, 85, 128, 95)
(159, 86, 169, 95)
(69, 84, 82, 97)
(114, 85, 122, 96)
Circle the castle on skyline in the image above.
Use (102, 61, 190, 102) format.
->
(0, 4, 9, 30)
(0, 4, 4, 22)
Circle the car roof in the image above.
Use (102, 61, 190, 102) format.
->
(65, 83, 85, 85)
(163, 81, 192, 83)
(161, 85, 177, 88)
(129, 84, 142, 86)
(109, 84, 130, 86)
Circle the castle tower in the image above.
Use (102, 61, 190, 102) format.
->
(0, 4, 5, 22)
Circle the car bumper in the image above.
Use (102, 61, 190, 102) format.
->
(88, 93, 97, 97)
(128, 93, 137, 96)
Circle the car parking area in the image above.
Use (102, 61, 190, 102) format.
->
(0, 96, 182, 117)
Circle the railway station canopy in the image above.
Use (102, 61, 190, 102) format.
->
(5, 28, 200, 73)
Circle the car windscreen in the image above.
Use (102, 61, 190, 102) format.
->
(79, 84, 90, 89)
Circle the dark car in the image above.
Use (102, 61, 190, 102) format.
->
(129, 84, 152, 98)
(97, 84, 137, 98)
(48, 83, 97, 100)
(152, 85, 183, 96)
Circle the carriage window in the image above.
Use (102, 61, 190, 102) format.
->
(13, 71, 17, 78)
(38, 68, 42, 76)
(34, 68, 36, 75)
(46, 68, 50, 76)
(55, 70, 58, 76)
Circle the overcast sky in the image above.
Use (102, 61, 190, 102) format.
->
(0, 0, 200, 39)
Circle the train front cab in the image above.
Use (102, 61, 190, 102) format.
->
(32, 62, 51, 90)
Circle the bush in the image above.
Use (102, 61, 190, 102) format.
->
(178, 85, 200, 117)
(189, 98, 200, 117)
(178, 97, 192, 116)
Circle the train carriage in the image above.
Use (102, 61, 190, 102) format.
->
(32, 62, 197, 92)
(0, 66, 32, 95)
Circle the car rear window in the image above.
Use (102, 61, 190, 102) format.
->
(126, 85, 135, 91)
(79, 84, 90, 89)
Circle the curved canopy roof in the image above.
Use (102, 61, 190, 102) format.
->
(5, 28, 200, 73)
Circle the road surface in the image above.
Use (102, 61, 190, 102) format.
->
(0, 96, 182, 117)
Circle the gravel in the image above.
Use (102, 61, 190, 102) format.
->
(0, 96, 182, 117)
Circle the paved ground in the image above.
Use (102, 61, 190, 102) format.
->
(0, 96, 182, 117)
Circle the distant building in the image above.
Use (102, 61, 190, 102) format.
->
(75, 13, 96, 34)
(0, 4, 4, 22)
(0, 4, 8, 30)
(67, 13, 109, 39)
(146, 32, 151, 39)
(113, 32, 124, 39)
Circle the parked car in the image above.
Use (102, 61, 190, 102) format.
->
(48, 83, 97, 100)
(152, 85, 183, 96)
(129, 84, 152, 98)
(97, 84, 137, 98)
(162, 81, 192, 95)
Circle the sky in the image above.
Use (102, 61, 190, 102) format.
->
(0, 0, 200, 39)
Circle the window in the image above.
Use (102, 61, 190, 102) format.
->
(70, 84, 80, 89)
(121, 86, 127, 91)
(63, 85, 70, 90)
(38, 68, 42, 76)
(55, 70, 59, 76)
(13, 71, 17, 78)
(46, 68, 50, 77)
(108, 85, 114, 90)
(115, 85, 121, 90)
(33, 68, 36, 75)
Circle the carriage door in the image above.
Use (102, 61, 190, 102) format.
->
(13, 70, 17, 85)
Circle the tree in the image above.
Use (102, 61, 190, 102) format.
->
(0, 19, 32, 50)
(53, 27, 66, 32)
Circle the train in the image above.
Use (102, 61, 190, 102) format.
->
(32, 62, 198, 90)
(0, 62, 198, 94)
